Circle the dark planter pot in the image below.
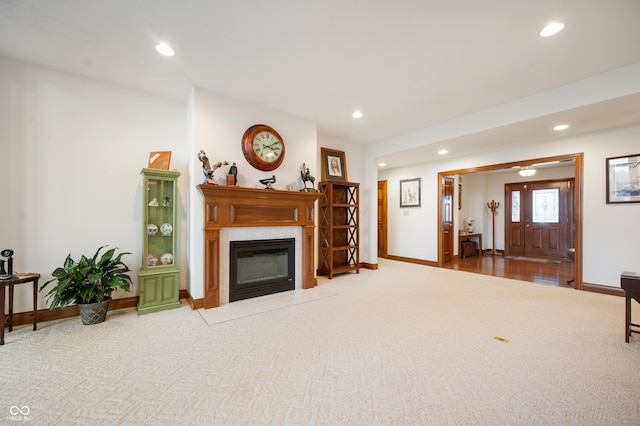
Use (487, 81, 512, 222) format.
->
(78, 299, 110, 325)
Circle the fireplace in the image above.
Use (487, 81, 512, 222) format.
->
(230, 238, 295, 302)
(198, 185, 321, 309)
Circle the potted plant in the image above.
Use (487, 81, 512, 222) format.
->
(41, 246, 133, 325)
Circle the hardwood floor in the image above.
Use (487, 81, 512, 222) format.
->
(442, 252, 574, 288)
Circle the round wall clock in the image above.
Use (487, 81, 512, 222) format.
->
(241, 124, 285, 171)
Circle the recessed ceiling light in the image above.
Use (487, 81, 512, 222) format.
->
(553, 124, 569, 131)
(438, 149, 448, 155)
(378, 162, 386, 167)
(539, 22, 564, 37)
(352, 110, 363, 119)
(155, 43, 175, 57)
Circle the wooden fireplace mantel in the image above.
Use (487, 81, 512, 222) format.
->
(197, 184, 321, 309)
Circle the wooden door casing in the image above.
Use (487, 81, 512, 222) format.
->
(443, 177, 454, 262)
(377, 180, 388, 258)
(437, 153, 582, 290)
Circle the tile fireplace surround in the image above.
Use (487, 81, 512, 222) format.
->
(221, 226, 301, 305)
(198, 185, 321, 309)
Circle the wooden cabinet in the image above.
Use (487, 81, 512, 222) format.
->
(138, 168, 181, 314)
(458, 233, 482, 258)
(317, 181, 360, 278)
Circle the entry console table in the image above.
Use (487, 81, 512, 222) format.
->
(1, 273, 40, 345)
(621, 271, 640, 343)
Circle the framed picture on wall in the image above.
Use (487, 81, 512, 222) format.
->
(606, 153, 640, 204)
(400, 178, 421, 207)
(321, 148, 348, 181)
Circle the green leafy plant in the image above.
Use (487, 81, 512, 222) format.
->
(41, 246, 133, 308)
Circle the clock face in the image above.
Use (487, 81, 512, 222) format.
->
(242, 124, 285, 171)
(252, 130, 283, 163)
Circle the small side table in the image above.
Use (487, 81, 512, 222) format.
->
(1, 273, 40, 345)
(621, 271, 640, 343)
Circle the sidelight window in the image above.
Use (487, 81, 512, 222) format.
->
(511, 190, 521, 222)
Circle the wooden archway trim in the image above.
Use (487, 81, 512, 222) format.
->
(437, 152, 583, 290)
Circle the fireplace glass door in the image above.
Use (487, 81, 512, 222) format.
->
(230, 238, 295, 302)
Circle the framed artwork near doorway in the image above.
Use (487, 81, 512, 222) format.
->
(321, 148, 348, 181)
(606, 153, 640, 204)
(400, 178, 421, 207)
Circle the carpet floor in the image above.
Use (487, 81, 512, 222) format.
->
(1, 259, 639, 425)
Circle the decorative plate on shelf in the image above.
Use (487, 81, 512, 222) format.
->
(160, 223, 173, 236)
(147, 224, 158, 235)
(147, 253, 158, 267)
(160, 252, 173, 265)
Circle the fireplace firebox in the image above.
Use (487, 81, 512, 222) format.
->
(229, 238, 295, 302)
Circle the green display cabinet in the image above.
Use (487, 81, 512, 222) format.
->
(138, 168, 181, 314)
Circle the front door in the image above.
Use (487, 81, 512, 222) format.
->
(505, 179, 573, 258)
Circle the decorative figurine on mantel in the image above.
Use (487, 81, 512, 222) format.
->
(197, 150, 229, 184)
(300, 163, 317, 192)
(259, 175, 276, 189)
(228, 162, 238, 186)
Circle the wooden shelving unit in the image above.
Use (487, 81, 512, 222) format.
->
(317, 181, 360, 278)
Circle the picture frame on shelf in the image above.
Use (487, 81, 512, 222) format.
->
(321, 148, 348, 181)
(606, 153, 640, 204)
(148, 151, 172, 170)
(400, 178, 421, 207)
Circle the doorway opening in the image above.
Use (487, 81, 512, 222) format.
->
(437, 153, 583, 290)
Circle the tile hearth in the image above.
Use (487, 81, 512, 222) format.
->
(196, 285, 336, 325)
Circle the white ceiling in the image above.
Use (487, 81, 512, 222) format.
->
(2, 0, 640, 163)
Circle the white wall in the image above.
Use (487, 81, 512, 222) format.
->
(3, 52, 637, 316)
(378, 124, 640, 288)
(0, 56, 189, 312)
(316, 135, 368, 260)
(378, 163, 438, 260)
(0, 57, 361, 310)
(316, 135, 365, 184)
(458, 174, 486, 247)
(187, 89, 318, 300)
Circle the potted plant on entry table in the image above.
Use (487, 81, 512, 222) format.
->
(40, 246, 133, 325)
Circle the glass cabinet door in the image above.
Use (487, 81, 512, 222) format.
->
(141, 168, 180, 270)
(139, 168, 181, 315)
(145, 177, 176, 268)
